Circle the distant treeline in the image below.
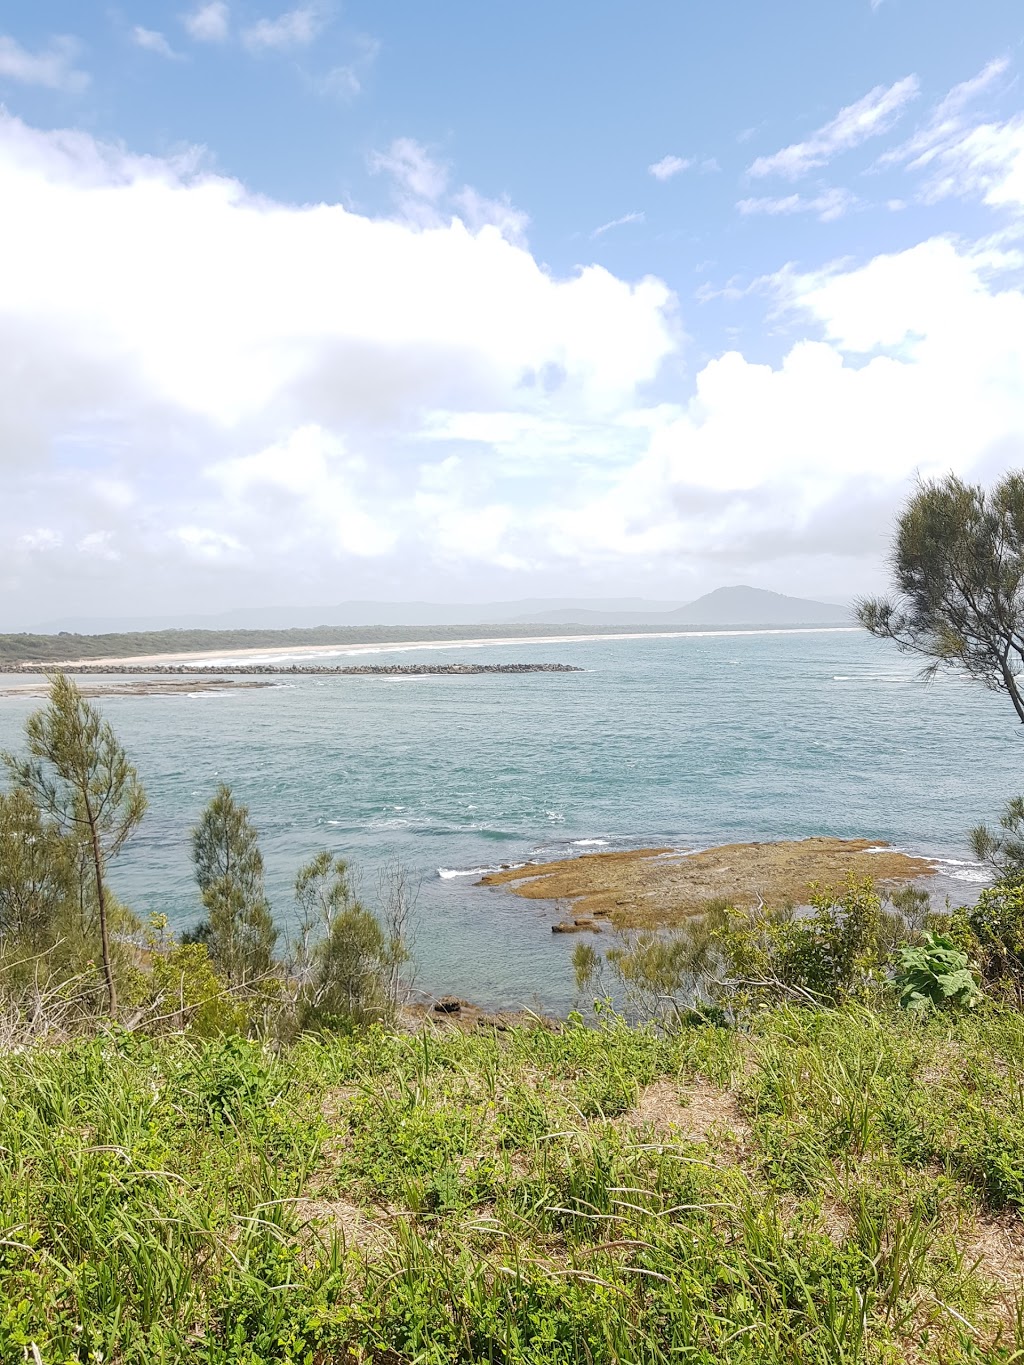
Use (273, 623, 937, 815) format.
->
(1, 622, 763, 664)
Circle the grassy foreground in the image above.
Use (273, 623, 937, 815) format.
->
(2, 1007, 1024, 1364)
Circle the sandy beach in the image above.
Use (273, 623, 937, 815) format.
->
(47, 625, 861, 668)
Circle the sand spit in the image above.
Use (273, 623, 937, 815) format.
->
(0, 677, 276, 698)
(479, 838, 938, 929)
(34, 626, 861, 669)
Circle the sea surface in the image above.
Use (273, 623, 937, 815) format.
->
(1, 628, 1020, 1012)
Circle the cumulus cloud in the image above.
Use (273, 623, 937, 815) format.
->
(649, 155, 691, 181)
(183, 2, 230, 43)
(242, 5, 323, 53)
(749, 76, 919, 179)
(0, 112, 678, 618)
(737, 187, 858, 223)
(0, 34, 88, 92)
(5, 93, 1024, 621)
(131, 27, 181, 59)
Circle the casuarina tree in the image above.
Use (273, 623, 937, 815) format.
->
(858, 472, 1024, 723)
(191, 785, 277, 988)
(3, 674, 147, 1012)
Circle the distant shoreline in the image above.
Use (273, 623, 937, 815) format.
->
(18, 625, 861, 669)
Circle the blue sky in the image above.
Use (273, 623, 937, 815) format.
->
(2, 1, 1024, 622)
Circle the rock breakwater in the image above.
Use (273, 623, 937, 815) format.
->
(0, 662, 582, 677)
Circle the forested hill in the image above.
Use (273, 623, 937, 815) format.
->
(0, 620, 853, 665)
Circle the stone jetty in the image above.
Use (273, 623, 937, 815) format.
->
(0, 662, 582, 677)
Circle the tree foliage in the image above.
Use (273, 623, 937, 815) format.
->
(191, 785, 276, 989)
(0, 787, 78, 952)
(969, 795, 1024, 884)
(291, 851, 409, 1031)
(858, 472, 1024, 723)
(947, 882, 1024, 1005)
(2, 674, 146, 1012)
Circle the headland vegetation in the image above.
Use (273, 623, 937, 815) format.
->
(0, 621, 859, 667)
(4, 473, 1024, 1359)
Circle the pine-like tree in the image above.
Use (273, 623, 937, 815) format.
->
(858, 472, 1024, 723)
(3, 674, 147, 1013)
(191, 785, 277, 987)
(0, 787, 78, 952)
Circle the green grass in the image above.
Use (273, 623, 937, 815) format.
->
(2, 1007, 1023, 1362)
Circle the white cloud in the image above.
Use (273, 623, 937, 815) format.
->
(0, 34, 88, 93)
(6, 103, 1024, 617)
(0, 113, 679, 616)
(749, 76, 920, 179)
(452, 187, 530, 245)
(370, 137, 448, 204)
(737, 187, 858, 223)
(309, 37, 378, 99)
(648, 155, 691, 181)
(183, 2, 230, 43)
(879, 59, 1023, 209)
(591, 211, 645, 239)
(242, 6, 323, 53)
(131, 27, 181, 59)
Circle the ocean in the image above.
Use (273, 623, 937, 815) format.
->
(0, 628, 1018, 1012)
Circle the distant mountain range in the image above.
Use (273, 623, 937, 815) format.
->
(28, 586, 852, 635)
(513, 587, 852, 626)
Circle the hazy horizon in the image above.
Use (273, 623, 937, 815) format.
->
(10, 585, 855, 635)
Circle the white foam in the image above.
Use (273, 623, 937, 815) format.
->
(931, 858, 992, 885)
(571, 839, 609, 846)
(437, 863, 525, 880)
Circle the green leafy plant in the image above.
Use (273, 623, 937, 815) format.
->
(893, 932, 984, 1013)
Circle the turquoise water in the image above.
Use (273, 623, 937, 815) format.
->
(1, 629, 1019, 1011)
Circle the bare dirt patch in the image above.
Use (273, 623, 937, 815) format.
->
(625, 1078, 750, 1145)
(967, 1212, 1024, 1292)
(480, 838, 937, 928)
(299, 1196, 390, 1251)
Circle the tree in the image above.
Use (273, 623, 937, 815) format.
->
(3, 674, 147, 1012)
(291, 851, 410, 1029)
(969, 796, 1024, 882)
(191, 785, 276, 988)
(858, 472, 1024, 724)
(0, 787, 78, 953)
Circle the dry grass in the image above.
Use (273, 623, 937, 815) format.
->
(622, 1076, 751, 1152)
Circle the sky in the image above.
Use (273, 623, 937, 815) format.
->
(2, 0, 1024, 625)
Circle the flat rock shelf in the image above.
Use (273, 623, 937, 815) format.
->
(0, 662, 583, 676)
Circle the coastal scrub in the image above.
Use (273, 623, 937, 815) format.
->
(2, 1006, 1023, 1362)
